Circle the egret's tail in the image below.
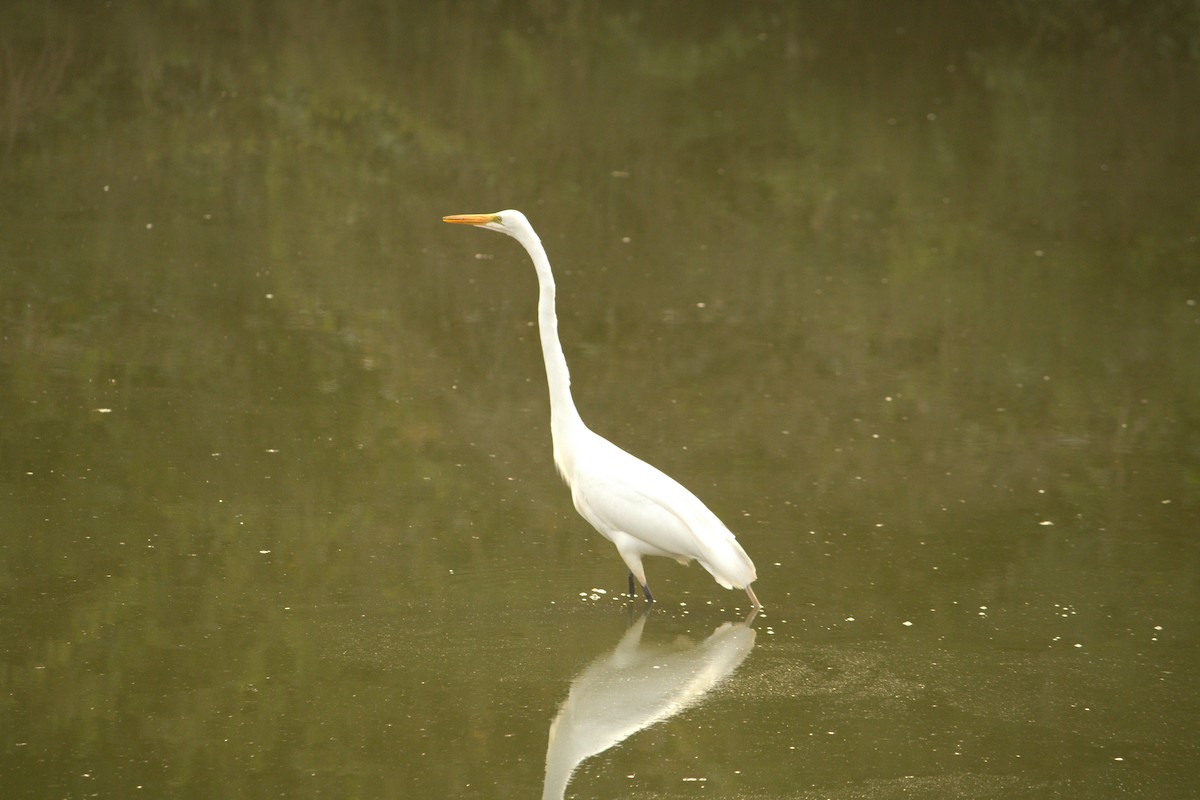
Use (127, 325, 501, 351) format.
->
(696, 535, 757, 592)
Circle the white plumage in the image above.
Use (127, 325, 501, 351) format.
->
(444, 209, 761, 609)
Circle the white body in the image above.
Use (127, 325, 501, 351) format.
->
(562, 427, 756, 593)
(444, 209, 760, 608)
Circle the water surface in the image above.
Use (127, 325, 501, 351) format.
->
(2, 3, 1197, 798)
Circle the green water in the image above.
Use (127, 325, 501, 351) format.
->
(2, 3, 1198, 798)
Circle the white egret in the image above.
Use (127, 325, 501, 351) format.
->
(443, 210, 761, 610)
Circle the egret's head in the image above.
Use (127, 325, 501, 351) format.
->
(442, 209, 535, 241)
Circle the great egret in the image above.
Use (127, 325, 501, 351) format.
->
(443, 210, 761, 610)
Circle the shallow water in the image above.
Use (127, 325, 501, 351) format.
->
(2, 3, 1198, 798)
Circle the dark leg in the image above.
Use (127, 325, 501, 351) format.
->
(628, 572, 654, 603)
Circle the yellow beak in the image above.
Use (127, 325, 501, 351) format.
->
(442, 213, 500, 225)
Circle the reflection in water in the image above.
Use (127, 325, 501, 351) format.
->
(542, 613, 757, 800)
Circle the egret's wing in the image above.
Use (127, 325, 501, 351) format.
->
(572, 462, 702, 558)
(569, 435, 753, 585)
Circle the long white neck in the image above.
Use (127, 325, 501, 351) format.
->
(511, 226, 588, 477)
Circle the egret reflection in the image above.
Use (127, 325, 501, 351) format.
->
(543, 613, 757, 800)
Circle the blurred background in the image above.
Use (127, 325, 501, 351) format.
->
(1, 2, 1198, 798)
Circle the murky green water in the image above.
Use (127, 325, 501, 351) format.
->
(2, 3, 1198, 798)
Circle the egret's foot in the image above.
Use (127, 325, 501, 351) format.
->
(628, 572, 637, 598)
(641, 583, 655, 603)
